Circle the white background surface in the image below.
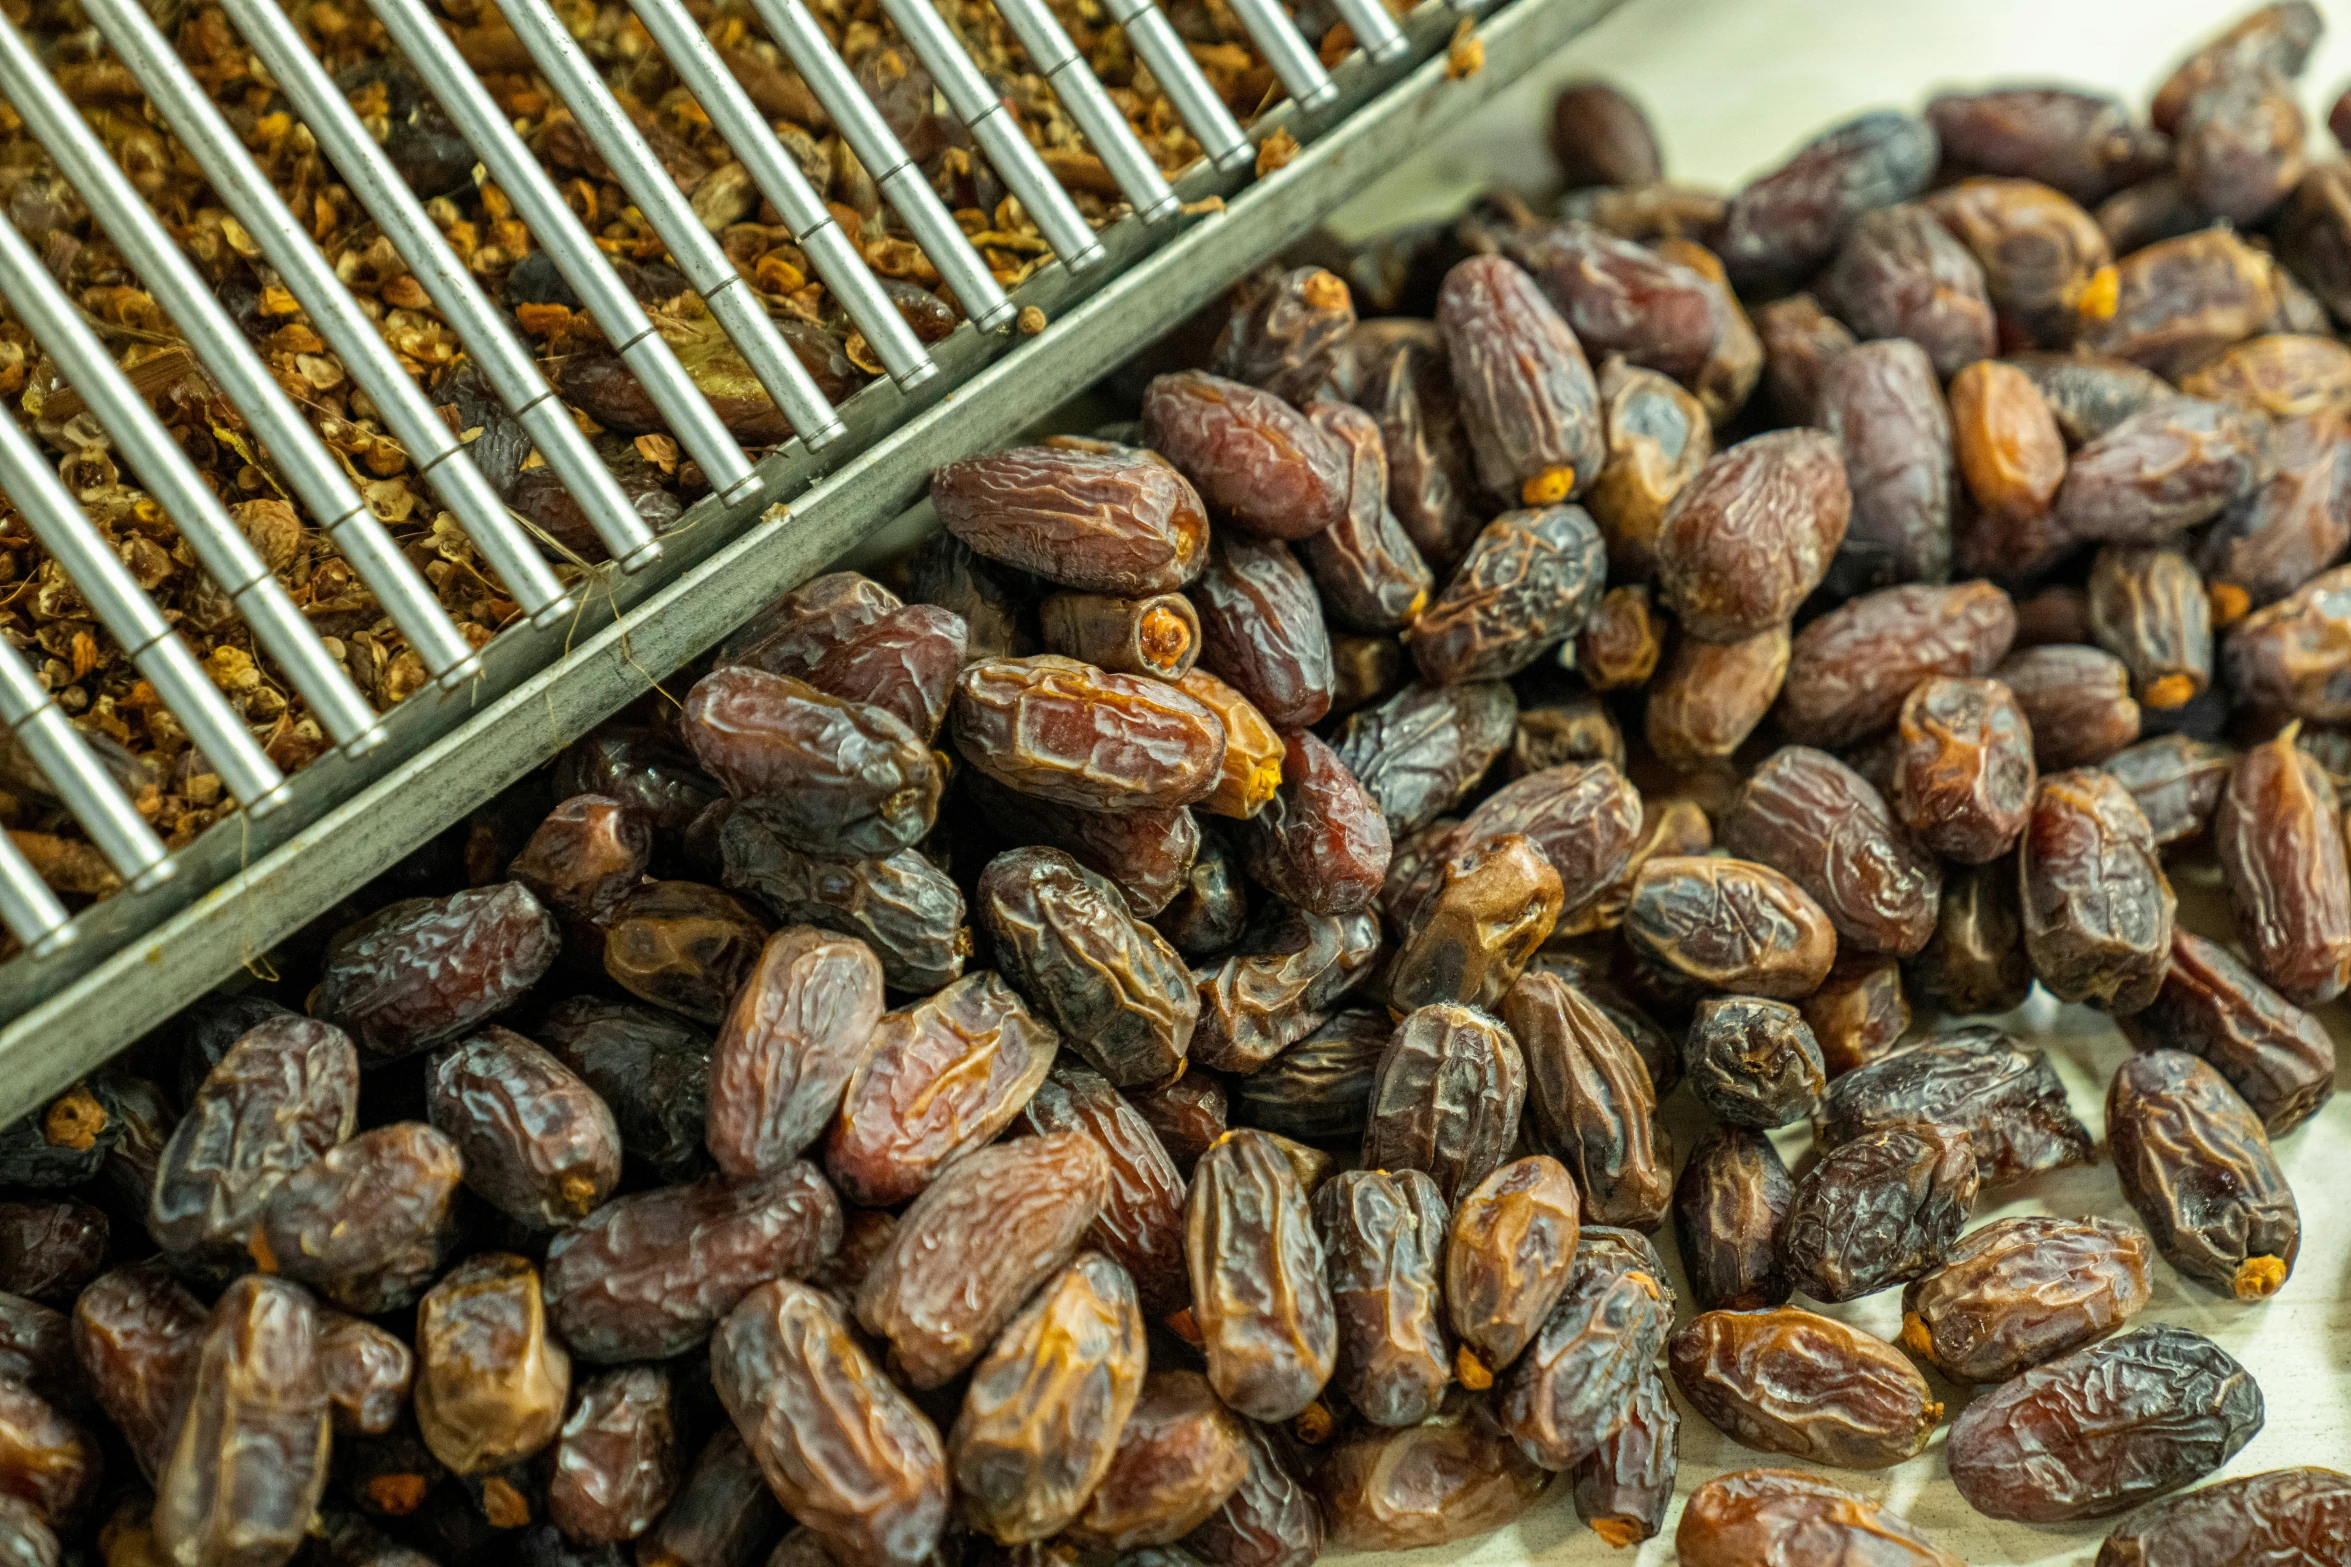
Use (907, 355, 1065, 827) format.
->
(1320, 3, 2351, 1563)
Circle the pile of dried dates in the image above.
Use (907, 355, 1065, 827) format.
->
(7, 3, 2351, 1564)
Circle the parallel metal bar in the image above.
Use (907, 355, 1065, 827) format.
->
(365, 0, 765, 504)
(864, 0, 1109, 270)
(86, 0, 577, 641)
(0, 835, 71, 960)
(1098, 0, 1256, 173)
(0, 398, 287, 816)
(1330, 0, 1412, 63)
(626, 0, 939, 389)
(1226, 0, 1340, 110)
(495, 0, 848, 453)
(0, 645, 172, 894)
(0, 18, 485, 693)
(991, 0, 1180, 221)
(761, 0, 1041, 313)
(222, 0, 662, 577)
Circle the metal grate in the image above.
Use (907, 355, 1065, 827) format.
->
(0, 0, 1623, 1120)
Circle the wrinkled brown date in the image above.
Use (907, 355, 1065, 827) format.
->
(2021, 768, 2176, 1013)
(1406, 505, 1606, 684)
(429, 1028, 621, 1230)
(683, 667, 941, 858)
(1311, 1169, 1450, 1428)
(1626, 856, 1838, 998)
(2216, 725, 2351, 1005)
(1435, 255, 1605, 506)
(931, 442, 1210, 594)
(1297, 399, 1434, 635)
(1361, 1003, 1527, 1203)
(706, 926, 885, 1181)
(1676, 1469, 1964, 1567)
(507, 795, 649, 928)
(1235, 731, 1392, 917)
(1893, 678, 2035, 866)
(1064, 1370, 1248, 1550)
(1040, 591, 1201, 682)
(1900, 1214, 2151, 1384)
(1998, 645, 2144, 768)
(1459, 760, 1644, 920)
(1502, 972, 1669, 1229)
(2095, 1466, 2351, 1567)
(1330, 680, 1518, 836)
(1445, 1154, 1580, 1380)
(2054, 396, 2277, 545)
(801, 604, 969, 743)
(312, 886, 558, 1064)
(1314, 1404, 1551, 1551)
(546, 1366, 679, 1545)
(2224, 563, 2351, 719)
(2119, 929, 2336, 1134)
(2108, 1050, 2301, 1300)
(2100, 738, 2238, 849)
(1020, 1063, 1191, 1318)
(1656, 429, 1852, 644)
(1822, 1026, 2094, 1184)
(1674, 1127, 1795, 1314)
(961, 772, 1201, 920)
(1668, 1306, 1941, 1469)
(1141, 372, 1348, 542)
(1184, 1129, 1335, 1423)
(1390, 835, 1562, 1012)
(602, 882, 769, 1026)
(254, 1122, 463, 1314)
(1715, 109, 1939, 291)
(1817, 338, 1955, 593)
(2088, 546, 2215, 708)
(1776, 580, 2018, 749)
(1825, 204, 1995, 379)
(413, 1255, 570, 1478)
(537, 998, 712, 1184)
(1645, 622, 1790, 768)
(70, 1261, 206, 1481)
(1187, 536, 1337, 731)
(1586, 363, 1711, 581)
(1684, 997, 1828, 1129)
(1778, 1124, 1978, 1303)
(1498, 1233, 1671, 1472)
(952, 655, 1226, 812)
(1722, 745, 1941, 958)
(1799, 954, 1912, 1076)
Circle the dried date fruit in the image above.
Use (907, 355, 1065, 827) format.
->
(1551, 81, 1662, 188)
(1296, 399, 1433, 633)
(2101, 735, 2237, 845)
(538, 999, 711, 1184)
(1064, 1370, 1248, 1550)
(720, 816, 966, 994)
(414, 1255, 569, 1477)
(0, 1203, 100, 1310)
(603, 882, 769, 1026)
(2095, 1466, 2351, 1567)
(1498, 1235, 1671, 1470)
(1951, 360, 2068, 528)
(1181, 1420, 1321, 1567)
(1216, 265, 1356, 403)
(0, 1378, 93, 1532)
(428, 1028, 620, 1229)
(1926, 177, 2116, 346)
(1436, 255, 1604, 505)
(1502, 972, 1668, 1229)
(542, 1163, 841, 1363)
(1948, 1323, 2263, 1522)
(723, 574, 904, 679)
(631, 1429, 780, 1567)
(1152, 833, 1249, 956)
(962, 772, 1201, 918)
(1576, 583, 1667, 690)
(1997, 645, 2142, 767)
(70, 1261, 205, 1480)
(704, 927, 884, 1181)
(2181, 334, 2351, 420)
(1188, 905, 1376, 1073)
(1311, 1169, 1450, 1427)
(1824, 204, 1994, 379)
(1362, 332, 1483, 573)
(1656, 429, 1852, 644)
(1020, 1062, 1191, 1317)
(949, 1251, 1145, 1545)
(1231, 1010, 1387, 1142)
(152, 1276, 328, 1567)
(508, 796, 650, 928)
(1777, 581, 2018, 748)
(1444, 1154, 1579, 1380)
(1586, 363, 1711, 581)
(313, 886, 558, 1063)
(710, 1281, 947, 1567)
(1674, 1127, 1795, 1314)
(1330, 680, 1516, 836)
(1900, 1214, 2151, 1383)
(1234, 731, 1391, 917)
(1722, 746, 1942, 958)
(1568, 1367, 1677, 1548)
(825, 972, 1057, 1206)
(253, 1122, 463, 1314)
(2109, 1049, 2300, 1299)
(1669, 1306, 1940, 1469)
(1184, 1129, 1335, 1422)
(1509, 685, 1623, 778)
(1798, 954, 1912, 1076)
(1164, 670, 1282, 823)
(2198, 412, 2351, 619)
(1927, 88, 2170, 203)
(1361, 1004, 1526, 1203)
(1716, 110, 1939, 291)
(931, 443, 1209, 594)
(2152, 4, 2323, 131)
(801, 605, 969, 743)
(2085, 228, 2283, 378)
(2054, 397, 2277, 545)
(1893, 677, 2035, 864)
(2010, 349, 2181, 445)
(0, 1297, 73, 1416)
(2226, 562, 2351, 718)
(1040, 592, 1200, 681)
(1818, 339, 1955, 593)
(2120, 929, 2335, 1133)
(2176, 70, 2305, 226)
(546, 1367, 678, 1546)
(2217, 725, 2351, 1005)
(1684, 997, 1828, 1129)
(904, 533, 1033, 664)
(318, 1311, 413, 1439)
(1779, 1124, 1977, 1303)
(1676, 1468, 1963, 1567)
(1644, 622, 1789, 768)
(1186, 536, 1336, 730)
(1313, 1404, 1550, 1550)
(2021, 767, 2176, 1013)
(1906, 857, 2035, 1018)
(1500, 222, 1720, 381)
(684, 668, 940, 857)
(1458, 761, 1644, 919)
(1327, 632, 1409, 716)
(1389, 835, 1562, 1012)
(2088, 546, 2214, 707)
(1755, 291, 1855, 428)
(1406, 505, 1605, 684)
(858, 1133, 1109, 1390)
(1140, 372, 1347, 542)
(1558, 795, 1712, 941)
(1626, 857, 1838, 998)
(1823, 1025, 2092, 1183)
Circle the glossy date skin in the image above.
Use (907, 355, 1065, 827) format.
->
(1298, 398, 1433, 634)
(960, 772, 1200, 920)
(1656, 430, 1852, 644)
(429, 1028, 621, 1230)
(2224, 563, 2351, 719)
(1684, 998, 1828, 1130)
(538, 998, 710, 1184)
(1236, 731, 1392, 917)
(1330, 680, 1517, 836)
(1184, 1129, 1335, 1423)
(2108, 1050, 2301, 1300)
(1020, 1063, 1191, 1318)
(2199, 410, 2351, 617)
(951, 655, 1226, 812)
(1997, 645, 2144, 769)
(1064, 1370, 1248, 1550)
(1927, 86, 2170, 202)
(1390, 835, 1562, 1013)
(312, 886, 558, 1063)
(1182, 1419, 1323, 1567)
(800, 603, 969, 744)
(930, 442, 1210, 594)
(507, 794, 650, 928)
(1818, 338, 1955, 592)
(70, 1260, 206, 1481)
(1500, 221, 1720, 381)
(1668, 1306, 1941, 1470)
(1445, 1154, 1579, 1380)
(1950, 358, 2069, 527)
(2088, 546, 2214, 708)
(1677, 1469, 1964, 1567)
(1948, 1324, 2263, 1523)
(1645, 624, 1790, 768)
(1189, 904, 1377, 1073)
(1140, 372, 1348, 542)
(1499, 1236, 1672, 1471)
(1436, 255, 1604, 506)
(1626, 857, 1837, 998)
(1312, 1168, 1451, 1427)
(1187, 535, 1337, 731)
(705, 926, 886, 1180)
(546, 1366, 680, 1545)
(1407, 506, 1606, 684)
(602, 882, 769, 1026)
(253, 1122, 463, 1314)
(1895, 677, 2036, 862)
(1586, 364, 1710, 581)
(632, 1427, 781, 1567)
(1778, 1124, 1978, 1303)
(2100, 735, 2237, 845)
(1776, 581, 2017, 749)
(2118, 929, 2336, 1134)
(1362, 1003, 1527, 1203)
(1822, 1027, 2093, 1185)
(2095, 1466, 2351, 1567)
(2216, 726, 2351, 1005)
(412, 1255, 570, 1479)
(2053, 396, 2277, 546)
(1900, 1214, 2152, 1384)
(1501, 972, 1668, 1229)
(682, 668, 941, 859)
(1715, 109, 1939, 291)
(1721, 746, 1942, 959)
(1674, 1128, 1795, 1313)
(2020, 768, 2177, 1014)
(1458, 760, 1644, 920)
(1314, 1403, 1552, 1551)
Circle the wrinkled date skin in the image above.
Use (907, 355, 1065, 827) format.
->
(2102, 737, 2238, 846)
(507, 794, 650, 927)
(2088, 546, 2215, 708)
(1950, 359, 2069, 527)
(1391, 835, 1563, 1012)
(1756, 292, 1856, 426)
(1361, 332, 1483, 573)
(1184, 1128, 1336, 1422)
(1818, 339, 1955, 593)
(413, 1255, 570, 1478)
(1182, 1419, 1323, 1567)
(1668, 1306, 1942, 1469)
(1569, 1367, 1679, 1548)
(1141, 372, 1348, 541)
(2200, 411, 2351, 622)
(2224, 563, 2351, 719)
(1778, 1124, 1979, 1303)
(1801, 955, 1913, 1077)
(951, 655, 1225, 812)
(312, 885, 558, 1064)
(931, 443, 1210, 595)
(2108, 1050, 2301, 1300)
(706, 927, 886, 1181)
(1895, 677, 2037, 862)
(1822, 1027, 2094, 1185)
(683, 667, 941, 859)
(1314, 1405, 1552, 1551)
(2021, 768, 2177, 1014)
(1213, 265, 1356, 404)
(1041, 591, 1202, 682)
(315, 1310, 413, 1437)
(1949, 1324, 2264, 1523)
(253, 1122, 463, 1314)
(1900, 1214, 2152, 1384)
(980, 847, 1197, 1087)
(1676, 1469, 1966, 1567)
(1715, 109, 1940, 291)
(1065, 1370, 1249, 1550)
(1021, 1063, 1191, 1318)
(1502, 972, 1669, 1229)
(151, 1017, 359, 1265)
(632, 1427, 783, 1567)
(1562, 795, 1713, 941)
(602, 882, 770, 1026)
(151, 1276, 330, 1567)
(825, 971, 1058, 1206)
(1777, 581, 2018, 749)
(2054, 397, 2278, 546)
(1458, 761, 1644, 920)
(1997, 645, 2144, 769)
(1187, 535, 1337, 731)
(1298, 398, 1433, 634)
(1436, 255, 1605, 506)
(1331, 680, 1517, 836)
(1500, 221, 1720, 380)
(724, 572, 905, 681)
(710, 1281, 948, 1567)
(541, 1163, 841, 1363)
(2118, 929, 2336, 1134)
(1674, 1127, 1795, 1313)
(1445, 1154, 1580, 1378)
(1645, 623, 1790, 768)
(428, 1028, 621, 1230)
(948, 1251, 1145, 1545)
(1824, 204, 1994, 380)
(1626, 856, 1838, 999)
(1232, 1009, 1388, 1141)
(70, 1261, 207, 1481)
(546, 1365, 680, 1545)
(1170, 669, 1284, 822)
(962, 772, 1200, 920)
(2215, 726, 2351, 1005)
(1499, 1238, 1673, 1471)
(1685, 997, 1829, 1130)
(2084, 228, 2285, 379)
(2095, 1466, 2351, 1567)
(1311, 1168, 1451, 1428)
(1587, 364, 1711, 580)
(1656, 429, 1853, 644)
(1236, 730, 1393, 917)
(537, 998, 712, 1184)
(1926, 87, 2169, 203)
(1188, 905, 1376, 1073)
(1722, 746, 1942, 958)
(1406, 506, 1606, 684)
(802, 604, 969, 743)
(1362, 1003, 1527, 1203)
(857, 1133, 1109, 1390)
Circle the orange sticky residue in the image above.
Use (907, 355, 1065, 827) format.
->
(1899, 1312, 1935, 1359)
(43, 1087, 107, 1151)
(1301, 270, 1351, 314)
(1455, 1344, 1493, 1390)
(365, 1475, 429, 1516)
(2077, 265, 2120, 321)
(2210, 582, 2252, 627)
(1293, 1400, 1334, 1444)
(1521, 466, 1576, 507)
(481, 1476, 532, 1529)
(1138, 605, 1195, 670)
(2235, 1254, 2288, 1300)
(1165, 1307, 1204, 1347)
(1590, 1517, 1644, 1549)
(246, 1224, 280, 1276)
(560, 1173, 602, 1215)
(2143, 673, 2198, 709)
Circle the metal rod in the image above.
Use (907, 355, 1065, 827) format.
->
(364, 0, 765, 505)
(0, 834, 72, 960)
(0, 403, 288, 817)
(1328, 0, 1411, 63)
(871, 0, 1108, 270)
(220, 0, 663, 578)
(494, 0, 848, 453)
(625, 0, 939, 390)
(85, 0, 577, 644)
(1224, 0, 1339, 111)
(1097, 0, 1256, 173)
(989, 0, 1180, 221)
(754, 0, 1027, 321)
(0, 646, 173, 895)
(0, 16, 488, 694)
